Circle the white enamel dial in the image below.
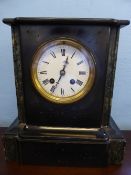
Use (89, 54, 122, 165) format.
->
(31, 39, 95, 104)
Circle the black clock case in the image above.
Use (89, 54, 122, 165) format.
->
(2, 18, 129, 166)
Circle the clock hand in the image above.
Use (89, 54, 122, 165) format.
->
(56, 56, 69, 83)
(52, 56, 69, 92)
(62, 56, 69, 71)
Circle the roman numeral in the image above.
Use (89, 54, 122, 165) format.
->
(77, 60, 83, 65)
(61, 88, 64, 95)
(43, 61, 49, 64)
(79, 71, 86, 75)
(40, 71, 47, 74)
(76, 79, 83, 86)
(50, 51, 56, 58)
(50, 85, 56, 93)
(71, 87, 75, 92)
(71, 51, 76, 59)
(61, 49, 65, 56)
(43, 79, 49, 85)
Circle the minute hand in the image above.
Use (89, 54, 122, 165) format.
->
(55, 56, 69, 88)
(62, 56, 69, 71)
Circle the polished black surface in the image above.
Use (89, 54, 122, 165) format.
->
(19, 24, 110, 127)
(3, 17, 130, 26)
(1, 129, 131, 175)
(3, 18, 129, 166)
(3, 117, 125, 165)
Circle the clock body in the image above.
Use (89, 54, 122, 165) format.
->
(3, 18, 129, 165)
(5, 18, 119, 128)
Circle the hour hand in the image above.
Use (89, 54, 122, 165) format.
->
(52, 72, 62, 92)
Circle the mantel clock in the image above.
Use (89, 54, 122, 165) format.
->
(3, 18, 130, 166)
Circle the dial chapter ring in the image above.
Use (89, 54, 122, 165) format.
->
(31, 38, 96, 104)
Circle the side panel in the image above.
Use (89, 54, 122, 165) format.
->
(102, 27, 120, 126)
(11, 26, 25, 122)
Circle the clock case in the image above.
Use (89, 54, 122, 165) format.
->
(3, 18, 129, 166)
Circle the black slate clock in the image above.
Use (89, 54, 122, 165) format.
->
(3, 18, 129, 166)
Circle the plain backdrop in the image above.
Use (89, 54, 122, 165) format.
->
(0, 0, 131, 129)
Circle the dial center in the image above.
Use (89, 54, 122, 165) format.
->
(60, 70, 65, 76)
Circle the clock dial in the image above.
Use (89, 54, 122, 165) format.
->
(31, 39, 95, 103)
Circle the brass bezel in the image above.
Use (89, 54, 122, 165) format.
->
(31, 38, 96, 104)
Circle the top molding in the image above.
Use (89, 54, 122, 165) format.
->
(3, 17, 130, 27)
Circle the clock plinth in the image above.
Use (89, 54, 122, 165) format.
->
(3, 117, 125, 165)
(2, 18, 129, 166)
